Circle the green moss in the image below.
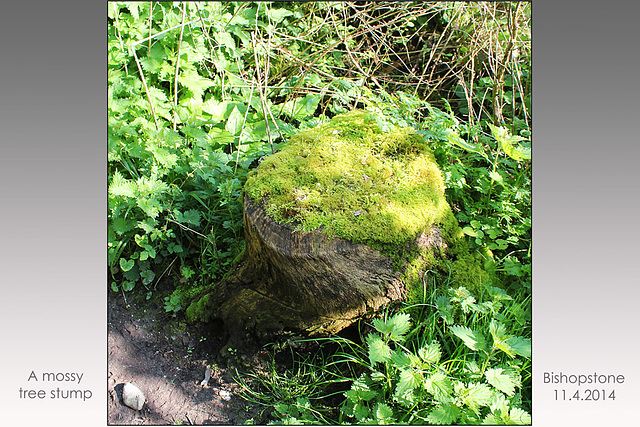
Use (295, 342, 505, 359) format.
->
(445, 253, 495, 295)
(245, 110, 451, 248)
(244, 110, 496, 304)
(185, 292, 213, 323)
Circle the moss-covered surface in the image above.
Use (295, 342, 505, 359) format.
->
(245, 110, 451, 247)
(242, 110, 495, 303)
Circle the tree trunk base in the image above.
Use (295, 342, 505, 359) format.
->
(187, 196, 407, 345)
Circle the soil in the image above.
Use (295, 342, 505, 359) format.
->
(107, 291, 267, 425)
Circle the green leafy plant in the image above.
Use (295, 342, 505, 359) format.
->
(239, 285, 531, 425)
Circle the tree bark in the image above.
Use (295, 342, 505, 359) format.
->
(190, 195, 408, 344)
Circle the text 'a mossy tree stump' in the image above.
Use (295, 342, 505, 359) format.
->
(187, 110, 462, 343)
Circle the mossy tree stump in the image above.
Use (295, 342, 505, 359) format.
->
(187, 111, 466, 345)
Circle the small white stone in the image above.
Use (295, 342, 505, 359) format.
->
(122, 382, 146, 410)
(219, 389, 232, 401)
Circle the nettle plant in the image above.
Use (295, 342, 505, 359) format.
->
(108, 2, 317, 299)
(336, 285, 531, 425)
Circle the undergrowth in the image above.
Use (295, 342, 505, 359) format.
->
(236, 284, 531, 425)
(109, 2, 531, 424)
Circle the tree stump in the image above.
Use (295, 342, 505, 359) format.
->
(187, 110, 461, 345)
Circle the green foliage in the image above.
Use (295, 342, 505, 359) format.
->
(109, 3, 531, 423)
(244, 286, 531, 425)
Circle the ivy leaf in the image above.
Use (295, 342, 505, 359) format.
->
(450, 325, 488, 352)
(119, 258, 135, 272)
(140, 269, 155, 285)
(122, 281, 135, 292)
(485, 368, 518, 396)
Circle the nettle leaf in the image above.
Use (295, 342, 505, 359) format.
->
(109, 170, 137, 198)
(147, 85, 168, 102)
(435, 296, 455, 324)
(180, 69, 215, 99)
(507, 407, 532, 424)
(485, 368, 518, 396)
(390, 349, 411, 368)
(418, 341, 442, 364)
(489, 320, 510, 344)
(445, 129, 483, 155)
(367, 334, 392, 365)
(353, 402, 370, 421)
(427, 403, 460, 425)
(463, 383, 492, 411)
(450, 326, 488, 352)
(139, 57, 162, 74)
(489, 170, 504, 184)
(148, 143, 178, 168)
(111, 217, 136, 235)
(373, 312, 411, 342)
(485, 285, 513, 302)
(213, 30, 236, 51)
(387, 312, 412, 340)
(424, 372, 453, 402)
(136, 176, 169, 196)
(202, 99, 228, 122)
(346, 375, 378, 402)
(374, 403, 394, 424)
(505, 336, 531, 358)
(136, 197, 163, 219)
(395, 368, 422, 395)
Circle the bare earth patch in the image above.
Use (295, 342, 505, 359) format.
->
(107, 293, 262, 425)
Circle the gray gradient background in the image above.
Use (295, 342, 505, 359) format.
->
(0, 0, 638, 425)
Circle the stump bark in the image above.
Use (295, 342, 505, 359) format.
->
(190, 195, 409, 342)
